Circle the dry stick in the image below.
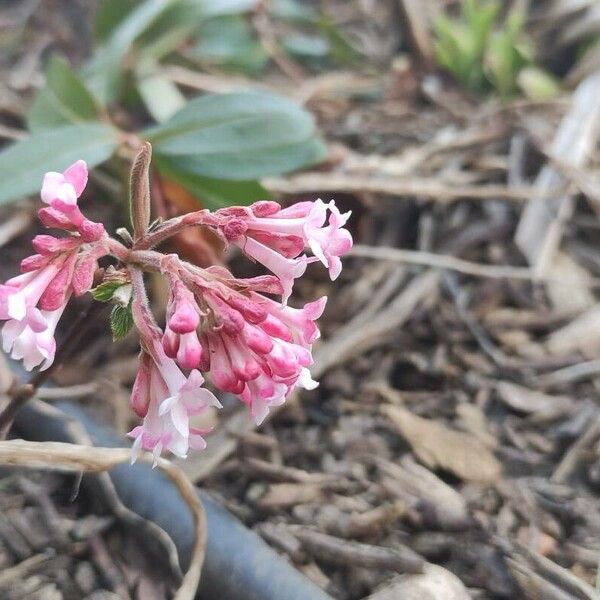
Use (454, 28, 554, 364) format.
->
(0, 302, 106, 437)
(0, 439, 205, 600)
(350, 244, 600, 288)
(263, 173, 542, 203)
(516, 72, 600, 274)
(284, 526, 425, 574)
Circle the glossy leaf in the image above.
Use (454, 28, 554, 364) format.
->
(0, 123, 119, 206)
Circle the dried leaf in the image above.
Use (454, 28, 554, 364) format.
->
(384, 406, 502, 483)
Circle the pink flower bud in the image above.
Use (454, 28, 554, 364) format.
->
(251, 201, 281, 217)
(38, 255, 76, 311)
(79, 219, 105, 242)
(176, 332, 203, 370)
(222, 219, 248, 241)
(72, 253, 98, 297)
(225, 295, 267, 324)
(38, 207, 76, 231)
(169, 299, 199, 334)
(21, 254, 51, 273)
(162, 327, 180, 358)
(131, 353, 152, 418)
(32, 235, 80, 255)
(241, 323, 274, 354)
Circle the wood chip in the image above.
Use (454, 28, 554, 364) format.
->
(495, 381, 573, 415)
(287, 527, 425, 574)
(384, 406, 503, 483)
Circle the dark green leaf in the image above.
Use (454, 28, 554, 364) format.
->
(94, 0, 139, 43)
(110, 302, 134, 340)
(148, 91, 325, 178)
(28, 56, 100, 133)
(92, 281, 123, 302)
(156, 156, 270, 210)
(0, 123, 119, 206)
(157, 138, 326, 180)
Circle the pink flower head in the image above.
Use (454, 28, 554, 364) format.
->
(1, 161, 109, 374)
(128, 342, 221, 464)
(199, 285, 325, 424)
(39, 160, 105, 242)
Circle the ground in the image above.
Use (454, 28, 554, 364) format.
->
(1, 1, 600, 599)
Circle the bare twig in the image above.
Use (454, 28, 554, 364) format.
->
(264, 173, 542, 203)
(285, 526, 425, 573)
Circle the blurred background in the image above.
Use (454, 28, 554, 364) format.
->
(0, 0, 599, 598)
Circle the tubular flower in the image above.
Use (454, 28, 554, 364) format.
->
(214, 199, 352, 301)
(0, 160, 107, 371)
(129, 303, 221, 464)
(5, 153, 351, 464)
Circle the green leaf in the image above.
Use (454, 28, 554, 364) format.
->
(191, 15, 267, 75)
(282, 33, 330, 58)
(92, 281, 123, 302)
(27, 56, 100, 133)
(269, 0, 317, 22)
(84, 0, 180, 103)
(517, 67, 560, 101)
(110, 302, 134, 340)
(148, 91, 325, 178)
(0, 123, 119, 206)
(158, 138, 326, 180)
(136, 69, 186, 122)
(189, 0, 258, 17)
(316, 18, 362, 65)
(94, 0, 139, 43)
(156, 156, 270, 210)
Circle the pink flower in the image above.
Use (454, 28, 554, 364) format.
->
(41, 160, 88, 211)
(162, 278, 203, 370)
(0, 266, 60, 322)
(40, 160, 105, 242)
(237, 237, 308, 304)
(216, 199, 351, 300)
(2, 303, 67, 371)
(128, 343, 221, 464)
(201, 289, 325, 424)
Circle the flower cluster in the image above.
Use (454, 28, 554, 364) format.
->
(1, 157, 352, 463)
(1, 162, 107, 370)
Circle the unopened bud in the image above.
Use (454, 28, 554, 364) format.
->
(129, 142, 152, 242)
